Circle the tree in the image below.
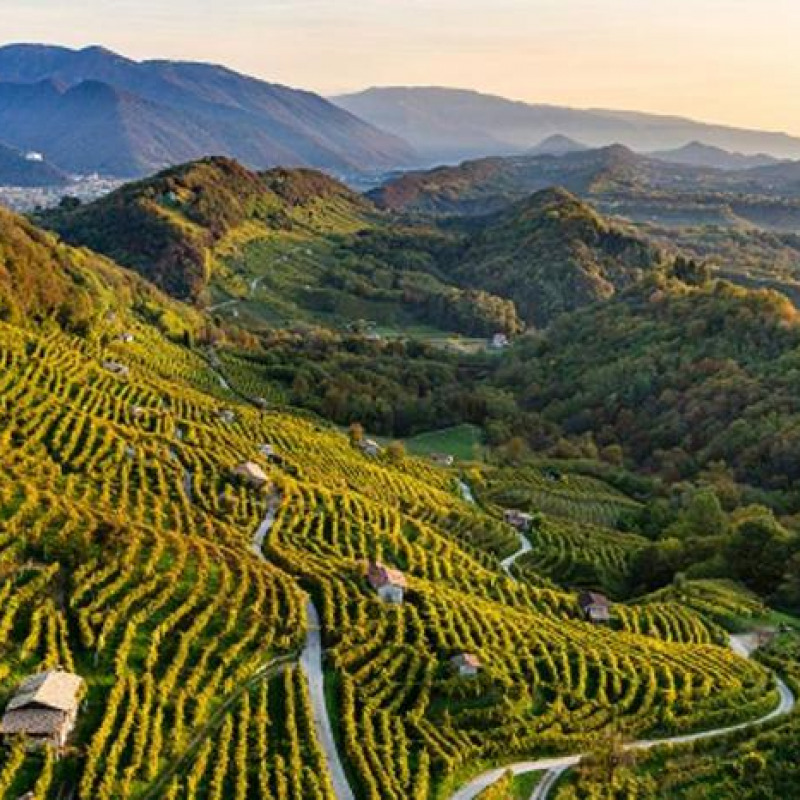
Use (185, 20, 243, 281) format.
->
(348, 422, 364, 446)
(386, 441, 406, 463)
(726, 514, 791, 594)
(672, 488, 727, 538)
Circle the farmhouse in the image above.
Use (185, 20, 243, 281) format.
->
(504, 509, 534, 531)
(430, 453, 454, 467)
(358, 439, 382, 457)
(0, 669, 83, 748)
(489, 333, 510, 350)
(102, 360, 129, 377)
(118, 332, 135, 343)
(579, 591, 611, 623)
(232, 461, 270, 489)
(218, 409, 236, 424)
(451, 653, 482, 677)
(366, 561, 407, 604)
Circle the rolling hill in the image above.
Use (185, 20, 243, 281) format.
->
(0, 202, 792, 800)
(0, 140, 68, 186)
(334, 86, 800, 164)
(0, 44, 415, 177)
(447, 187, 666, 326)
(38, 157, 374, 299)
(649, 141, 782, 171)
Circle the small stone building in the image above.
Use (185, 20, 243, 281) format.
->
(232, 461, 270, 489)
(0, 669, 84, 748)
(451, 653, 482, 677)
(504, 509, 534, 531)
(358, 439, 382, 457)
(102, 360, 129, 377)
(579, 591, 611, 623)
(366, 561, 407, 604)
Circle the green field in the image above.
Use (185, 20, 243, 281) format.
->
(402, 424, 485, 461)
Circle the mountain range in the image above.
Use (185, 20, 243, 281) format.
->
(370, 143, 800, 223)
(0, 44, 415, 178)
(334, 86, 800, 164)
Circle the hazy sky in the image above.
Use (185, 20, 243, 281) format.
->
(3, 0, 800, 134)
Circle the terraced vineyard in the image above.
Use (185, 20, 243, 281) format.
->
(513, 517, 646, 596)
(0, 316, 784, 799)
(477, 466, 642, 528)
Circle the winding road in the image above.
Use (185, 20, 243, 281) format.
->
(250, 499, 357, 800)
(449, 486, 796, 800)
(449, 637, 795, 800)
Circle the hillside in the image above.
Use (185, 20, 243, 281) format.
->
(0, 44, 415, 177)
(0, 245, 787, 799)
(0, 203, 197, 336)
(494, 277, 800, 507)
(40, 157, 523, 337)
(39, 157, 373, 299)
(0, 140, 68, 186)
(447, 187, 666, 326)
(334, 86, 800, 163)
(370, 145, 723, 216)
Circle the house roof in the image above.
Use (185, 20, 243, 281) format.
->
(233, 462, 268, 483)
(367, 562, 407, 589)
(0, 707, 70, 737)
(579, 591, 610, 608)
(453, 653, 482, 668)
(6, 670, 83, 714)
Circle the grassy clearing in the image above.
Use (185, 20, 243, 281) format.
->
(402, 424, 484, 461)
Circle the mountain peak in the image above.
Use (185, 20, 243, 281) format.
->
(529, 134, 589, 156)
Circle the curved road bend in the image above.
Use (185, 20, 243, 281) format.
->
(251, 501, 357, 800)
(450, 637, 795, 800)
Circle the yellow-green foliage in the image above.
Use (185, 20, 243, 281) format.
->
(0, 317, 776, 799)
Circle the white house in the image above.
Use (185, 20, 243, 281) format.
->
(367, 561, 407, 604)
(451, 653, 482, 677)
(489, 333, 510, 350)
(358, 439, 382, 457)
(232, 461, 270, 489)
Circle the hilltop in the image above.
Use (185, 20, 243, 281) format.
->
(0, 140, 67, 186)
(0, 43, 415, 177)
(39, 158, 373, 299)
(447, 187, 666, 326)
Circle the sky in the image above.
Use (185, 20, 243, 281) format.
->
(3, 0, 800, 135)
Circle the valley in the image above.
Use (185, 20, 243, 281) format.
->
(2, 139, 800, 800)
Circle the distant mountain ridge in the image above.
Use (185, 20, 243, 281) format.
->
(649, 141, 782, 171)
(0, 44, 415, 178)
(334, 86, 800, 164)
(370, 143, 800, 220)
(528, 135, 589, 157)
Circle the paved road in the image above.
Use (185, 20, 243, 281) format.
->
(250, 502, 356, 800)
(448, 636, 796, 800)
(301, 598, 357, 800)
(500, 531, 533, 577)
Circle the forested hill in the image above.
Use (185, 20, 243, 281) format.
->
(0, 204, 196, 335)
(39, 158, 373, 299)
(495, 276, 800, 507)
(446, 187, 666, 326)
